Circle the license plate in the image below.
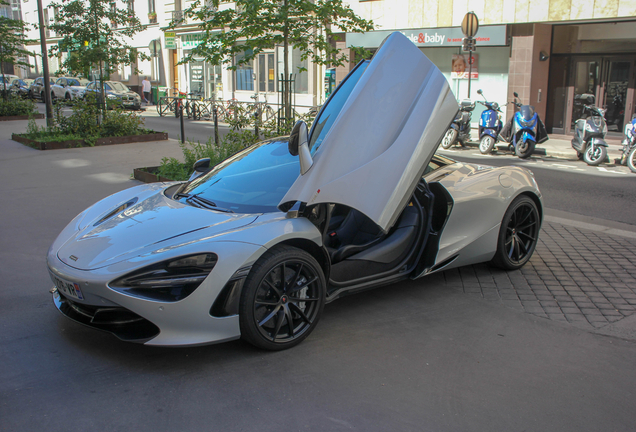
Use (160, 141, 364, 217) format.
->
(50, 273, 84, 300)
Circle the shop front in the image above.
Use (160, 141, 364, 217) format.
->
(347, 25, 509, 124)
(546, 21, 636, 135)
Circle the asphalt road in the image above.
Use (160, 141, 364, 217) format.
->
(3, 105, 634, 431)
(439, 148, 636, 227)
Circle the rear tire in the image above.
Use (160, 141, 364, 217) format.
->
(441, 129, 458, 149)
(491, 195, 540, 270)
(479, 136, 495, 154)
(516, 139, 535, 159)
(239, 245, 325, 351)
(627, 146, 636, 173)
(583, 145, 607, 166)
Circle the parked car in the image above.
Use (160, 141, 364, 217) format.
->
(47, 32, 543, 351)
(83, 80, 142, 110)
(9, 78, 33, 99)
(1, 74, 20, 94)
(29, 76, 57, 101)
(50, 77, 89, 103)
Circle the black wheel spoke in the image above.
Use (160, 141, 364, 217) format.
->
(258, 305, 281, 327)
(263, 278, 282, 299)
(517, 220, 537, 231)
(255, 299, 278, 306)
(288, 263, 304, 290)
(271, 309, 285, 342)
(289, 275, 318, 294)
(289, 303, 312, 324)
(284, 304, 295, 337)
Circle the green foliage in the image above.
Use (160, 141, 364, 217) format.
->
(20, 98, 148, 145)
(48, 0, 149, 79)
(0, 97, 38, 117)
(175, 0, 373, 118)
(157, 135, 254, 181)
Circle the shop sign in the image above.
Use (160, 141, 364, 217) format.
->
(347, 25, 506, 48)
(165, 32, 176, 49)
(181, 33, 206, 49)
(451, 54, 478, 79)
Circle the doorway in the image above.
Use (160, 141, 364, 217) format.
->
(547, 55, 636, 135)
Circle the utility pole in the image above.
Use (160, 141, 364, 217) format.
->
(36, 0, 53, 126)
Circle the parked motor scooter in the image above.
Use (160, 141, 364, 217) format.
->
(616, 114, 636, 173)
(500, 92, 548, 159)
(441, 99, 475, 149)
(571, 94, 608, 166)
(476, 89, 503, 154)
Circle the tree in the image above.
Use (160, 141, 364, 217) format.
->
(176, 0, 373, 123)
(48, 0, 149, 111)
(0, 0, 33, 98)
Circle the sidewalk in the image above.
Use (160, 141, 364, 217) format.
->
(465, 130, 625, 162)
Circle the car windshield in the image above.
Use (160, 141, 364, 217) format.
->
(109, 82, 128, 91)
(308, 60, 369, 155)
(178, 139, 299, 213)
(67, 79, 81, 86)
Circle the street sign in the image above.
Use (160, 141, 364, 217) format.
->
(165, 32, 176, 49)
(461, 12, 479, 38)
(149, 39, 160, 57)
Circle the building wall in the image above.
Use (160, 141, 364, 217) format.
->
(350, 0, 636, 28)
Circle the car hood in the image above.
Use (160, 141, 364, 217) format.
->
(57, 190, 258, 270)
(279, 31, 458, 233)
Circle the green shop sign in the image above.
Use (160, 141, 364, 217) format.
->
(165, 32, 176, 49)
(181, 33, 205, 49)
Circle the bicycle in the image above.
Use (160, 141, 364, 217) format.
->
(247, 93, 277, 123)
(156, 88, 186, 117)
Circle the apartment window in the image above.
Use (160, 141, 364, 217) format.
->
(235, 51, 254, 91)
(258, 53, 275, 93)
(148, 0, 155, 13)
(127, 0, 134, 15)
(110, 2, 117, 28)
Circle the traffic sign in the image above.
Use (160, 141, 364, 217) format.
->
(461, 12, 479, 38)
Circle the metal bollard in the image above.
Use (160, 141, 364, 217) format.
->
(214, 106, 219, 146)
(180, 103, 185, 143)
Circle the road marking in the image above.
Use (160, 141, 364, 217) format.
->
(597, 167, 628, 175)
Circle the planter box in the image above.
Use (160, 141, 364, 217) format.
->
(12, 133, 84, 150)
(11, 131, 168, 150)
(0, 113, 45, 121)
(133, 166, 173, 183)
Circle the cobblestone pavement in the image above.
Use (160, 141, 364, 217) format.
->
(435, 221, 636, 331)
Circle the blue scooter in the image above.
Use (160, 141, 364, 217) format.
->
(501, 92, 548, 159)
(476, 89, 503, 154)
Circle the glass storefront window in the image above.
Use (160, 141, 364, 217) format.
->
(258, 53, 275, 93)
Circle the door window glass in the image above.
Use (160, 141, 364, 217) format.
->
(604, 61, 630, 132)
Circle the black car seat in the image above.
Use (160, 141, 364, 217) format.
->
(328, 208, 385, 264)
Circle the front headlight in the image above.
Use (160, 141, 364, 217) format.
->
(110, 253, 218, 302)
(106, 94, 117, 99)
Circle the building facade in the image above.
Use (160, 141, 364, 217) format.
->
(344, 0, 636, 135)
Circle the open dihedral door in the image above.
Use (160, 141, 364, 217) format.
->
(279, 31, 458, 233)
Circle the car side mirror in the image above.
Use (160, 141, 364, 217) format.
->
(288, 120, 313, 175)
(193, 158, 211, 173)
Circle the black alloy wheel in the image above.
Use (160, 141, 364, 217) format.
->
(491, 195, 540, 270)
(583, 145, 607, 166)
(239, 246, 325, 350)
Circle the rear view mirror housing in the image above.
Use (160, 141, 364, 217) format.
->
(288, 120, 313, 175)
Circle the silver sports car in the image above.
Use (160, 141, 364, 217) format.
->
(48, 32, 542, 350)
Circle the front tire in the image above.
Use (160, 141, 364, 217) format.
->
(627, 146, 636, 173)
(479, 135, 495, 154)
(441, 129, 458, 149)
(583, 145, 607, 166)
(491, 195, 540, 270)
(239, 246, 326, 351)
(516, 139, 535, 159)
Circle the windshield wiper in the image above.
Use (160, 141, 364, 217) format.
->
(175, 193, 233, 213)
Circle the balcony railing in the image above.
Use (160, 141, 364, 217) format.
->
(171, 10, 186, 25)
